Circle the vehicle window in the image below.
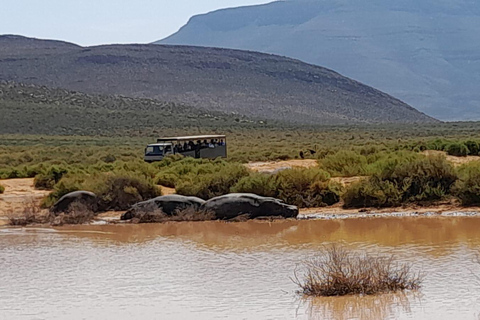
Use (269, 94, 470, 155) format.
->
(146, 146, 163, 155)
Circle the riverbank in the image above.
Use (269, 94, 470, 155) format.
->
(2, 178, 480, 226)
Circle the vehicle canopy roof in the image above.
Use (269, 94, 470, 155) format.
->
(146, 142, 172, 147)
(156, 135, 226, 142)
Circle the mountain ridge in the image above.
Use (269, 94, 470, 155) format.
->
(0, 35, 436, 124)
(157, 0, 480, 121)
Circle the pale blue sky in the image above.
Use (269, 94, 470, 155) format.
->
(1, 0, 273, 46)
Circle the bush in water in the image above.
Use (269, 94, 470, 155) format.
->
(294, 245, 423, 296)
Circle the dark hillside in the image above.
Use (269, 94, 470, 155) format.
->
(0, 82, 264, 136)
(0, 35, 437, 124)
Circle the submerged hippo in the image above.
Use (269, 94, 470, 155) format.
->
(50, 191, 98, 214)
(201, 193, 299, 220)
(121, 194, 206, 220)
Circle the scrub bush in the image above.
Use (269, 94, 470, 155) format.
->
(42, 172, 160, 211)
(176, 164, 249, 199)
(465, 140, 479, 155)
(34, 166, 68, 190)
(0, 184, 4, 194)
(453, 162, 480, 206)
(275, 168, 341, 208)
(230, 173, 279, 198)
(232, 168, 342, 208)
(320, 150, 368, 176)
(294, 245, 423, 296)
(446, 143, 469, 157)
(84, 173, 161, 211)
(342, 177, 402, 208)
(343, 155, 457, 208)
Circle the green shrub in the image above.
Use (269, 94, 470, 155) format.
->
(34, 166, 68, 190)
(343, 155, 457, 208)
(275, 168, 341, 208)
(41, 175, 83, 207)
(446, 143, 469, 157)
(231, 168, 342, 208)
(85, 173, 161, 211)
(385, 155, 457, 202)
(176, 164, 249, 200)
(465, 140, 479, 155)
(42, 172, 160, 211)
(0, 184, 4, 194)
(343, 176, 402, 208)
(320, 151, 368, 176)
(453, 162, 480, 206)
(230, 173, 279, 197)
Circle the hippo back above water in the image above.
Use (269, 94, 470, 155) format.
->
(50, 191, 98, 214)
(121, 194, 206, 220)
(201, 193, 299, 220)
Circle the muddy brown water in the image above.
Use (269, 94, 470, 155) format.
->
(1, 217, 480, 319)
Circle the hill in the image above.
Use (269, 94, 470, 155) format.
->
(0, 81, 264, 136)
(157, 0, 480, 121)
(0, 35, 435, 125)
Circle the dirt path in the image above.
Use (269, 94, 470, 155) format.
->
(246, 159, 318, 173)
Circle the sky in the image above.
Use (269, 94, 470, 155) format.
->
(0, 0, 273, 46)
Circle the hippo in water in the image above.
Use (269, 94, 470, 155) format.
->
(50, 191, 98, 215)
(121, 194, 206, 220)
(201, 193, 299, 220)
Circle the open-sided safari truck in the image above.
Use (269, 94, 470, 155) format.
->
(144, 135, 227, 162)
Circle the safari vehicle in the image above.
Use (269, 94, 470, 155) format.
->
(144, 135, 227, 162)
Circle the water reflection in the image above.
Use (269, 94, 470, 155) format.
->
(39, 217, 480, 254)
(303, 292, 421, 320)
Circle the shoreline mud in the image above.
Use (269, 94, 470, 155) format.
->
(3, 177, 480, 227)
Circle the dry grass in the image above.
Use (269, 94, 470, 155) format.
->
(8, 201, 95, 226)
(132, 206, 215, 223)
(49, 202, 96, 226)
(294, 245, 423, 296)
(7, 199, 46, 226)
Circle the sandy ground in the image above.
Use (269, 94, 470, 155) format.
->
(246, 159, 318, 173)
(422, 150, 480, 166)
(2, 153, 480, 225)
(0, 178, 50, 226)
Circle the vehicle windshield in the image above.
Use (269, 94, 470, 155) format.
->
(145, 145, 164, 155)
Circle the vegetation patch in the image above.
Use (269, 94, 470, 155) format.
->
(0, 183, 4, 194)
(453, 162, 480, 206)
(343, 155, 457, 208)
(42, 172, 160, 211)
(294, 245, 423, 297)
(175, 162, 249, 200)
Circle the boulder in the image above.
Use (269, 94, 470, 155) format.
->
(121, 194, 205, 220)
(50, 191, 97, 214)
(201, 193, 298, 220)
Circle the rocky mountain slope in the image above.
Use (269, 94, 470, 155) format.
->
(0, 35, 436, 124)
(157, 0, 480, 121)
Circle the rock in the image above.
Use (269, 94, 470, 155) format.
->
(50, 191, 97, 214)
(121, 194, 205, 220)
(201, 193, 298, 220)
